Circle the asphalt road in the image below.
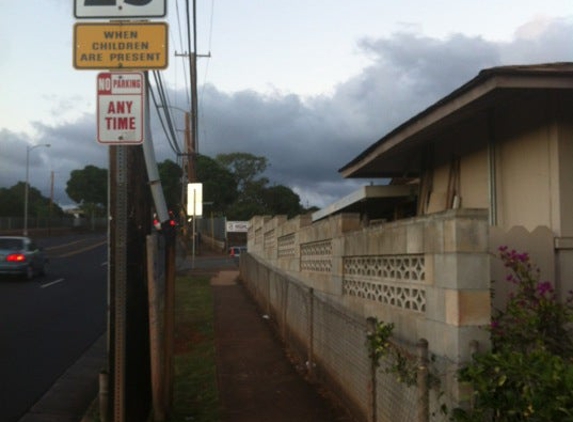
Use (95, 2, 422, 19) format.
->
(0, 233, 107, 422)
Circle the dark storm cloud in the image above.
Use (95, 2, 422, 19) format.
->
(500, 17, 573, 63)
(2, 17, 572, 208)
(195, 31, 504, 206)
(0, 129, 33, 183)
(197, 21, 570, 207)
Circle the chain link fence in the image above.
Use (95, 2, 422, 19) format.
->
(241, 253, 449, 422)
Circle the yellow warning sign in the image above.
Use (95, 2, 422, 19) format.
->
(74, 22, 168, 70)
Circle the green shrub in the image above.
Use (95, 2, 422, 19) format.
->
(454, 247, 573, 421)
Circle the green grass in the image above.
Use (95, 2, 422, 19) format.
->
(81, 273, 221, 422)
(169, 274, 221, 422)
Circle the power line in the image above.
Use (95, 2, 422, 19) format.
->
(174, 0, 191, 106)
(148, 72, 181, 156)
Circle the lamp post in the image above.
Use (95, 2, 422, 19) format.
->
(24, 143, 50, 236)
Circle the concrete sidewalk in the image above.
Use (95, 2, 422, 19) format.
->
(212, 270, 351, 422)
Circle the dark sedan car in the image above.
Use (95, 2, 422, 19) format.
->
(0, 236, 48, 280)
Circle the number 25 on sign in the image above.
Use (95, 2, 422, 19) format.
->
(85, 0, 152, 4)
(74, 0, 166, 18)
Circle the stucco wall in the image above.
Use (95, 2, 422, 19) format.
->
(556, 95, 573, 236)
(459, 149, 489, 209)
(423, 92, 571, 240)
(495, 98, 554, 231)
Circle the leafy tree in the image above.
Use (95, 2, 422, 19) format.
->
(66, 165, 107, 216)
(263, 185, 303, 218)
(196, 154, 238, 215)
(0, 184, 24, 217)
(155, 156, 239, 217)
(215, 152, 307, 220)
(226, 178, 268, 220)
(0, 182, 64, 218)
(216, 152, 268, 193)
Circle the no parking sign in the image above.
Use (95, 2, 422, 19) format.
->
(97, 72, 144, 145)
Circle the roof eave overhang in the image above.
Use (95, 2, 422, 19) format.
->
(340, 72, 573, 179)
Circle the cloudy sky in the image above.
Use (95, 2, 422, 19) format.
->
(0, 0, 572, 209)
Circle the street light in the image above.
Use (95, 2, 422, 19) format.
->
(24, 143, 50, 236)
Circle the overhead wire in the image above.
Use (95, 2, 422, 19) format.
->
(199, 0, 215, 138)
(154, 71, 182, 155)
(147, 0, 196, 161)
(148, 71, 181, 156)
(174, 0, 191, 106)
(147, 0, 207, 168)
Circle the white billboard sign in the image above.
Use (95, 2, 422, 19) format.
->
(187, 183, 203, 217)
(97, 72, 144, 145)
(226, 221, 249, 233)
(74, 0, 166, 19)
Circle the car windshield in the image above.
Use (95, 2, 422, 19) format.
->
(0, 239, 24, 250)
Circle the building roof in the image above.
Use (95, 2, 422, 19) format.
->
(339, 62, 573, 179)
(311, 184, 418, 222)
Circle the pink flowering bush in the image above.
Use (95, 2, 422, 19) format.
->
(491, 246, 573, 356)
(453, 247, 573, 421)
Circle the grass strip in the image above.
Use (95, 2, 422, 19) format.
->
(169, 274, 221, 422)
(81, 273, 220, 422)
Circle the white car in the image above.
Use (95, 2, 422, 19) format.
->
(0, 236, 48, 280)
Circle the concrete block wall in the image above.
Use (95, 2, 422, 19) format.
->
(245, 208, 492, 418)
(263, 215, 287, 263)
(247, 215, 271, 256)
(277, 214, 312, 273)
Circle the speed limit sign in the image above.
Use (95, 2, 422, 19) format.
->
(74, 0, 166, 19)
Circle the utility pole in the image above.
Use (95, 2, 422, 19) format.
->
(175, 0, 211, 184)
(189, 51, 198, 182)
(108, 143, 153, 422)
(175, 0, 212, 264)
(184, 111, 195, 183)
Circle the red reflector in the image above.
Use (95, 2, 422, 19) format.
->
(170, 220, 176, 226)
(7, 253, 26, 262)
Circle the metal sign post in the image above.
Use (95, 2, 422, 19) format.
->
(74, 2, 169, 420)
(109, 144, 128, 422)
(187, 183, 203, 269)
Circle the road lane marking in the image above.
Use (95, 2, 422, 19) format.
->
(41, 278, 65, 288)
(56, 240, 108, 258)
(45, 239, 87, 251)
